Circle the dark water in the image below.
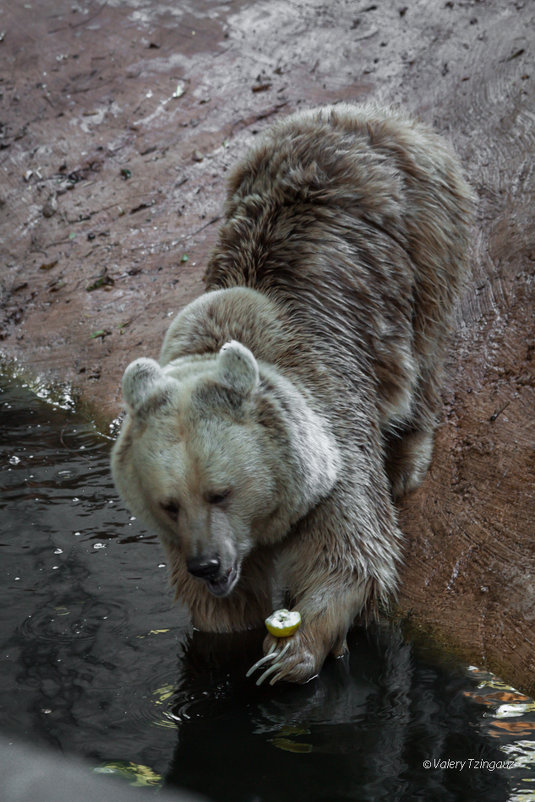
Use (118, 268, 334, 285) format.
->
(1, 374, 534, 801)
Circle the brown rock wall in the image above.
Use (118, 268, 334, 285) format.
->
(1, 0, 533, 691)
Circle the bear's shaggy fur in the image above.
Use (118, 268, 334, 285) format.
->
(111, 104, 474, 684)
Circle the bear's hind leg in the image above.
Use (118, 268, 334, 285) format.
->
(384, 354, 445, 500)
(384, 427, 435, 500)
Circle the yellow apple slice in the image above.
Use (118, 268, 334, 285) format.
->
(265, 609, 301, 638)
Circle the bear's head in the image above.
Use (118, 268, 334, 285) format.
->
(111, 341, 291, 598)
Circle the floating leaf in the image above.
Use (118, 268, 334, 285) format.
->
(270, 737, 313, 754)
(269, 724, 313, 753)
(153, 683, 174, 704)
(136, 628, 170, 638)
(94, 761, 162, 788)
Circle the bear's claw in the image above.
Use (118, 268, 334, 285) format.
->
(246, 642, 291, 685)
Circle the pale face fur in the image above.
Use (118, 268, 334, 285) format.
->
(112, 340, 340, 599)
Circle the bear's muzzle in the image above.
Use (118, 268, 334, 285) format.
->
(186, 554, 239, 597)
(186, 555, 221, 579)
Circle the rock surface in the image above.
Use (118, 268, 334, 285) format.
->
(1, 0, 534, 693)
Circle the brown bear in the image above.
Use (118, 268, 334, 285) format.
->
(111, 103, 474, 685)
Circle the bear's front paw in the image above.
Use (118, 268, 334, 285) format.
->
(246, 632, 319, 686)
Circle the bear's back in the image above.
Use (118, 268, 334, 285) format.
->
(205, 103, 473, 327)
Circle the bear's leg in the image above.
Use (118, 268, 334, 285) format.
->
(247, 574, 380, 685)
(247, 475, 401, 684)
(384, 427, 435, 501)
(248, 600, 363, 685)
(383, 357, 444, 500)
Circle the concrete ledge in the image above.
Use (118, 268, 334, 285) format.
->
(0, 735, 204, 802)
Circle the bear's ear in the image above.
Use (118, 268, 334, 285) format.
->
(216, 341, 259, 398)
(122, 357, 169, 414)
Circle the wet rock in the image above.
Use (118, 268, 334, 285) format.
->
(0, 0, 533, 696)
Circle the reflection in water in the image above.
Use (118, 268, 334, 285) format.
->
(1, 374, 534, 801)
(165, 629, 521, 802)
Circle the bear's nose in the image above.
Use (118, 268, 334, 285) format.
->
(186, 556, 221, 579)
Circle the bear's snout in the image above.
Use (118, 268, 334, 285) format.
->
(186, 555, 221, 579)
(186, 553, 239, 597)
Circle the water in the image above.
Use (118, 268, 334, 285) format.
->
(1, 374, 534, 801)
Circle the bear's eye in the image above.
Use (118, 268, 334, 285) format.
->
(160, 500, 180, 521)
(205, 489, 231, 505)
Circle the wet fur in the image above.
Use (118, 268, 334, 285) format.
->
(112, 103, 474, 682)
